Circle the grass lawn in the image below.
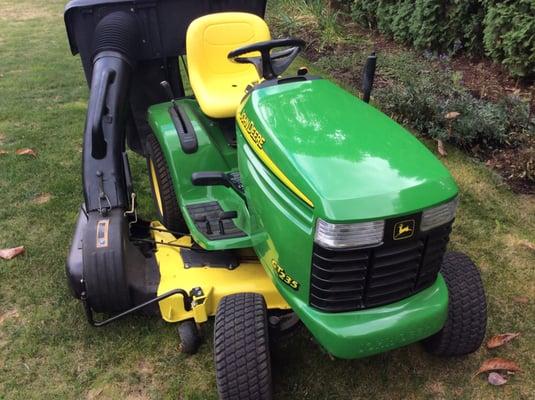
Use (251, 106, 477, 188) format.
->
(0, 0, 534, 399)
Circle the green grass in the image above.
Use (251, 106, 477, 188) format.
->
(0, 0, 534, 399)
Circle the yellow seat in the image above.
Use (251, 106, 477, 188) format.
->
(186, 12, 270, 119)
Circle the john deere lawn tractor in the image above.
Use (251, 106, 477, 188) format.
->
(64, 0, 487, 398)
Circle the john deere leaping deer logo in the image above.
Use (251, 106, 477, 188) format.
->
(393, 220, 415, 240)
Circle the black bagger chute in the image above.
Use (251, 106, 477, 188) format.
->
(64, 0, 267, 317)
(64, 0, 267, 154)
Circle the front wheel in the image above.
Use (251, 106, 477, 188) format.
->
(422, 251, 487, 356)
(214, 293, 272, 400)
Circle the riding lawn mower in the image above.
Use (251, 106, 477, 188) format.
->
(64, 0, 487, 398)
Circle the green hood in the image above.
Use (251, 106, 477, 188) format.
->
(240, 78, 458, 221)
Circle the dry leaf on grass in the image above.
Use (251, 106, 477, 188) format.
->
(488, 372, 508, 386)
(0, 150, 8, 155)
(0, 246, 25, 260)
(0, 309, 19, 325)
(86, 388, 103, 400)
(15, 148, 37, 157)
(518, 239, 535, 251)
(512, 296, 529, 304)
(33, 193, 52, 204)
(487, 333, 520, 349)
(445, 111, 460, 119)
(475, 358, 522, 376)
(437, 140, 447, 156)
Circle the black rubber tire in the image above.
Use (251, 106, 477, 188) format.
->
(146, 134, 188, 233)
(214, 293, 272, 400)
(422, 251, 487, 356)
(178, 320, 202, 355)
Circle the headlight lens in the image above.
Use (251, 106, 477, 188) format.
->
(421, 197, 459, 231)
(315, 219, 385, 249)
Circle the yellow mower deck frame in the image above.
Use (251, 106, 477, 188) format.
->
(152, 222, 290, 323)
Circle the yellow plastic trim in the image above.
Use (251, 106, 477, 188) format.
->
(153, 222, 289, 323)
(186, 12, 271, 118)
(236, 105, 314, 208)
(149, 159, 163, 215)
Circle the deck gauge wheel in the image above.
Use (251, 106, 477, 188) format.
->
(178, 320, 202, 354)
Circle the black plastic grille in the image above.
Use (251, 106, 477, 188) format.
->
(310, 221, 452, 312)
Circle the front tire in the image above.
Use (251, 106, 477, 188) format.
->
(214, 293, 272, 400)
(422, 251, 487, 356)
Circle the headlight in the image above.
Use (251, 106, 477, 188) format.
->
(421, 197, 459, 231)
(315, 219, 385, 249)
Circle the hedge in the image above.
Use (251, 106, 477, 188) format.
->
(350, 0, 535, 78)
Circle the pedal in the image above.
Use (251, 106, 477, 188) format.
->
(218, 211, 238, 235)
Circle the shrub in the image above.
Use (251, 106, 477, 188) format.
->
(483, 0, 535, 77)
(374, 70, 531, 147)
(350, 0, 534, 77)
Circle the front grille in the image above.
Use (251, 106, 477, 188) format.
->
(310, 221, 452, 312)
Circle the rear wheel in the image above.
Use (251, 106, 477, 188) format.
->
(146, 134, 188, 233)
(214, 293, 272, 400)
(422, 251, 487, 356)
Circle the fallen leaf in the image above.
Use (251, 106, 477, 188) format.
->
(437, 139, 447, 156)
(0, 309, 19, 325)
(0, 246, 25, 260)
(518, 239, 535, 251)
(512, 296, 529, 304)
(138, 360, 154, 375)
(488, 372, 508, 386)
(445, 111, 460, 119)
(86, 388, 103, 400)
(33, 193, 52, 204)
(15, 148, 37, 157)
(487, 333, 520, 349)
(0, 150, 8, 156)
(475, 358, 522, 376)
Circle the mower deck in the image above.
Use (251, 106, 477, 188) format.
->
(152, 222, 289, 323)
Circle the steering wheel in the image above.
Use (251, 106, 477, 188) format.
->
(228, 38, 305, 80)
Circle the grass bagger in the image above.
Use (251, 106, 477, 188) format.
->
(64, 0, 487, 398)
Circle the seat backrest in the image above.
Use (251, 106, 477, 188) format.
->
(186, 12, 270, 118)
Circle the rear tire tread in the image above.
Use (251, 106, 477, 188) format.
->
(146, 134, 187, 233)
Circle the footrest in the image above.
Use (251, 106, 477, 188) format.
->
(186, 201, 246, 240)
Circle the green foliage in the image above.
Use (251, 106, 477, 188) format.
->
(374, 69, 532, 146)
(350, 0, 534, 77)
(483, 0, 535, 77)
(270, 0, 344, 49)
